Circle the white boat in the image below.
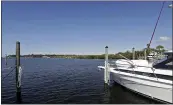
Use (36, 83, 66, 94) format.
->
(42, 56, 50, 58)
(98, 2, 172, 103)
(98, 49, 173, 103)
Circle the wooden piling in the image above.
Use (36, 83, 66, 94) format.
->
(132, 47, 135, 60)
(104, 46, 110, 85)
(5, 54, 7, 66)
(146, 44, 150, 56)
(144, 48, 147, 60)
(16, 41, 21, 103)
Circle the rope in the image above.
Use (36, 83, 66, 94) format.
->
(148, 1, 166, 48)
(2, 66, 16, 80)
(2, 66, 14, 70)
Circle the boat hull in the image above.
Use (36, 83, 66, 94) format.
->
(112, 72, 172, 103)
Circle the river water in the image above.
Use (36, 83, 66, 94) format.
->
(1, 58, 159, 104)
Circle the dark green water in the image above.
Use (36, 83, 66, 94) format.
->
(1, 58, 159, 104)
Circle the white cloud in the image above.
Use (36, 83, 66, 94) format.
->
(159, 36, 170, 41)
(169, 4, 172, 8)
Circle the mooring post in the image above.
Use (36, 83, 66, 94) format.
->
(146, 44, 150, 56)
(132, 47, 135, 60)
(144, 48, 147, 60)
(5, 54, 7, 66)
(104, 46, 110, 85)
(16, 41, 21, 103)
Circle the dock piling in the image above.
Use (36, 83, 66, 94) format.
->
(16, 41, 22, 103)
(132, 47, 135, 60)
(144, 48, 147, 60)
(104, 46, 110, 85)
(5, 54, 7, 66)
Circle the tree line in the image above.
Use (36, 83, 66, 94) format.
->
(7, 45, 166, 60)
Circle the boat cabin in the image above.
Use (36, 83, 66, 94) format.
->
(153, 50, 173, 70)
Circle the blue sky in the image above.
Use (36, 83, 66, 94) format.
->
(2, 1, 172, 56)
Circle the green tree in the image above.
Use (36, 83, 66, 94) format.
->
(156, 45, 165, 54)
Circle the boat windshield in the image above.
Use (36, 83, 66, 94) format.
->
(153, 52, 173, 70)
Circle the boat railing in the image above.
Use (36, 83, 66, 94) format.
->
(118, 54, 135, 66)
(108, 55, 159, 80)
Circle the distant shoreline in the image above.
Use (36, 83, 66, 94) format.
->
(5, 53, 143, 60)
(5, 45, 166, 60)
(6, 54, 107, 59)
(2, 46, 168, 61)
(4, 57, 107, 60)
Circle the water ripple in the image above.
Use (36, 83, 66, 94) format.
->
(2, 58, 159, 104)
